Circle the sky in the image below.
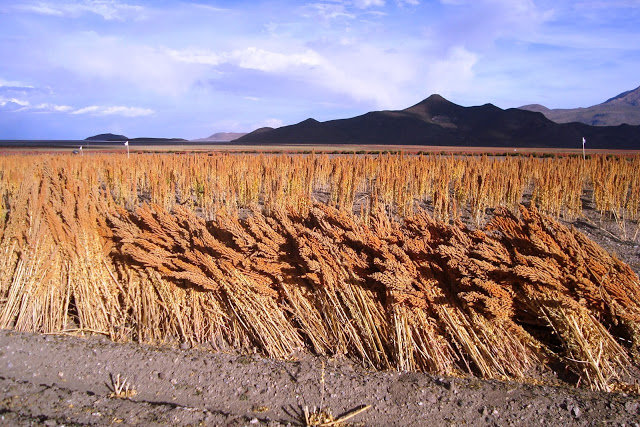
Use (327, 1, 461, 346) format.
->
(0, 0, 639, 139)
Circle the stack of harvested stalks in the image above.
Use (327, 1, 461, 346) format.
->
(1, 154, 639, 393)
(104, 202, 640, 391)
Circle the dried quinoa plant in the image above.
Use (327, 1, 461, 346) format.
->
(0, 153, 639, 392)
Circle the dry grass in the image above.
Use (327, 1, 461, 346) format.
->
(304, 404, 371, 426)
(108, 373, 137, 399)
(0, 153, 639, 392)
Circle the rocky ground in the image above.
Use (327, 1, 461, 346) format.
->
(1, 329, 640, 426)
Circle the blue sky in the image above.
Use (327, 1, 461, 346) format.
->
(1, 0, 639, 139)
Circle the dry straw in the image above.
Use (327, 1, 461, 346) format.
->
(0, 153, 639, 392)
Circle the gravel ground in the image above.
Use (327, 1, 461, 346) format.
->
(1, 329, 640, 426)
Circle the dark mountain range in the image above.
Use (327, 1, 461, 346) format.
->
(85, 134, 187, 143)
(235, 95, 640, 149)
(519, 86, 640, 126)
(85, 133, 128, 141)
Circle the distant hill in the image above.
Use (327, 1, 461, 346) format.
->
(85, 133, 128, 141)
(194, 132, 248, 142)
(519, 86, 640, 126)
(236, 94, 640, 149)
(85, 134, 187, 143)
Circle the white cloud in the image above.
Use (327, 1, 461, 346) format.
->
(425, 46, 478, 95)
(186, 3, 230, 13)
(0, 78, 35, 89)
(304, 3, 355, 20)
(33, 103, 74, 112)
(168, 46, 324, 72)
(438, 0, 550, 26)
(71, 105, 154, 116)
(574, 1, 640, 9)
(15, 3, 65, 17)
(353, 0, 386, 8)
(49, 32, 201, 96)
(303, 0, 389, 19)
(0, 97, 30, 110)
(0, 97, 149, 116)
(169, 42, 425, 108)
(232, 47, 323, 72)
(303, 42, 424, 108)
(166, 42, 416, 107)
(0, 97, 29, 107)
(0, 98, 72, 113)
(15, 0, 144, 21)
(167, 48, 221, 66)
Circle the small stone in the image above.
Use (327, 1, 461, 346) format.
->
(571, 406, 581, 418)
(425, 393, 437, 404)
(250, 418, 259, 424)
(158, 372, 165, 380)
(44, 420, 57, 426)
(180, 341, 191, 350)
(480, 406, 489, 416)
(625, 401, 639, 413)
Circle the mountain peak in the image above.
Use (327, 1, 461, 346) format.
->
(404, 94, 461, 120)
(519, 104, 551, 113)
(425, 93, 447, 102)
(412, 94, 454, 106)
(603, 85, 640, 106)
(85, 133, 128, 141)
(193, 132, 248, 142)
(235, 93, 640, 149)
(519, 84, 640, 126)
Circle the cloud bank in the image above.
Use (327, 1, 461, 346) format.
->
(1, 0, 639, 139)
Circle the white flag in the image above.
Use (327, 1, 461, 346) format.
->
(124, 140, 129, 146)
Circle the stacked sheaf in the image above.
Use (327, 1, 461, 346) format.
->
(0, 167, 124, 339)
(108, 202, 640, 392)
(1, 154, 639, 393)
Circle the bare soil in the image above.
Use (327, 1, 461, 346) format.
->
(2, 329, 640, 426)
